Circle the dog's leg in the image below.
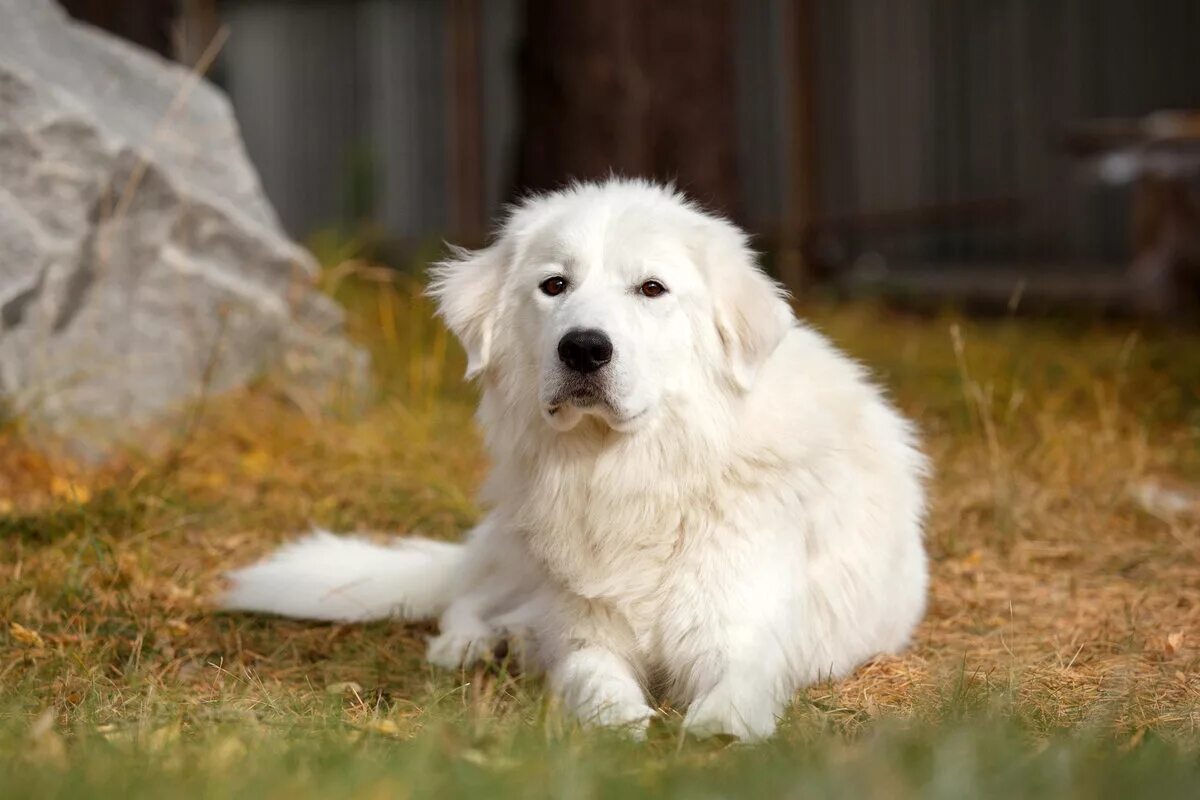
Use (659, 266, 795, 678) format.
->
(425, 519, 536, 669)
(543, 600, 656, 734)
(669, 537, 797, 741)
(549, 646, 656, 734)
(681, 649, 789, 741)
(679, 616, 793, 741)
(482, 595, 542, 669)
(425, 554, 519, 669)
(426, 590, 503, 669)
(427, 583, 545, 670)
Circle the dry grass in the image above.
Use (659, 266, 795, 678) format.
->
(1, 271, 1198, 795)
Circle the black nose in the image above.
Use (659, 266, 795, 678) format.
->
(557, 329, 613, 374)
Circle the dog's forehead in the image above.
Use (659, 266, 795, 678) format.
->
(521, 200, 700, 278)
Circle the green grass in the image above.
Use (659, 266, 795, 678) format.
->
(1, 268, 1198, 797)
(3, 696, 1199, 799)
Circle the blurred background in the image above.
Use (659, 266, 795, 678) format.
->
(61, 0, 1200, 315)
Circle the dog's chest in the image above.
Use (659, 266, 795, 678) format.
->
(524, 490, 681, 605)
(516, 451, 701, 608)
(523, 483, 736, 679)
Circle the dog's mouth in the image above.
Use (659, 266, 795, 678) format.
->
(543, 380, 650, 433)
(546, 384, 606, 416)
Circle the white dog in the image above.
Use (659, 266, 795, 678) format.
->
(224, 179, 928, 740)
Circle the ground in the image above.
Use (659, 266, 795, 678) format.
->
(1, 268, 1198, 797)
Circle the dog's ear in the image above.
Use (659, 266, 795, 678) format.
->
(428, 241, 508, 380)
(708, 231, 794, 391)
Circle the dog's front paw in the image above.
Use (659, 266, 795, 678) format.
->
(683, 682, 778, 741)
(562, 673, 656, 736)
(551, 649, 657, 736)
(425, 627, 500, 669)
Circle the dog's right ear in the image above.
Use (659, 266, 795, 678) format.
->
(703, 225, 795, 392)
(428, 241, 508, 380)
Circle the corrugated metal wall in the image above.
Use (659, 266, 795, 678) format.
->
(810, 0, 1200, 266)
(220, 0, 520, 241)
(218, 0, 1200, 268)
(733, 0, 789, 231)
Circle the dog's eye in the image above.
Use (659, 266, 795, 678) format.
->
(540, 276, 568, 297)
(638, 280, 667, 298)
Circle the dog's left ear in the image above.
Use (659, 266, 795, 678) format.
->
(708, 229, 795, 391)
(428, 241, 509, 380)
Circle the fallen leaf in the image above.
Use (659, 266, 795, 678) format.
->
(326, 681, 364, 696)
(198, 471, 230, 490)
(165, 619, 191, 636)
(459, 748, 518, 769)
(1165, 631, 1185, 656)
(240, 450, 272, 478)
(362, 719, 401, 738)
(162, 583, 197, 603)
(50, 476, 91, 504)
(10, 622, 45, 648)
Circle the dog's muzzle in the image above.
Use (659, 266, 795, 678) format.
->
(545, 328, 630, 424)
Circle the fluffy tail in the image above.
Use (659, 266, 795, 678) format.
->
(221, 530, 464, 623)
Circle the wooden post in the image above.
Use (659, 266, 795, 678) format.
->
(448, 0, 485, 241)
(515, 0, 740, 219)
(778, 0, 819, 295)
(174, 0, 221, 69)
(60, 0, 176, 57)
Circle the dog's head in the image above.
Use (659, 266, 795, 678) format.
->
(429, 180, 794, 434)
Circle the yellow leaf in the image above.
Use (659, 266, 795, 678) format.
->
(326, 681, 363, 696)
(1166, 631, 1185, 656)
(240, 449, 272, 478)
(198, 471, 230, 490)
(460, 748, 519, 770)
(50, 476, 91, 504)
(165, 619, 191, 636)
(362, 719, 401, 738)
(10, 622, 45, 648)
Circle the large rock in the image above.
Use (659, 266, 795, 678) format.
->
(0, 0, 368, 458)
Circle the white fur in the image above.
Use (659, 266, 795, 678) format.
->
(223, 531, 464, 623)
(223, 179, 928, 740)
